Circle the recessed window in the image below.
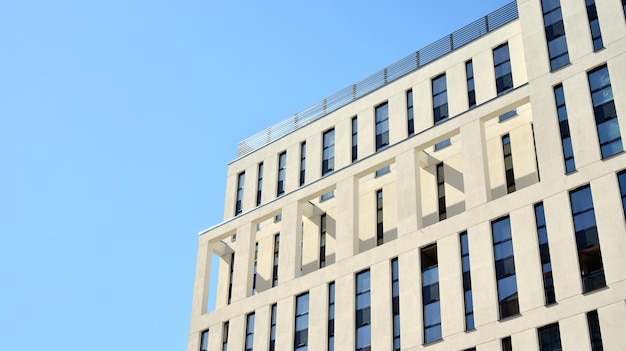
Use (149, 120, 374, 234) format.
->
(586, 0, 603, 51)
(541, 0, 569, 70)
(294, 293, 310, 351)
(502, 134, 516, 194)
(355, 270, 372, 351)
(376, 189, 384, 246)
(269, 304, 277, 351)
(535, 203, 556, 305)
(227, 253, 235, 304)
(434, 138, 451, 150)
(422, 244, 442, 343)
(502, 336, 512, 351)
(492, 216, 519, 319)
(432, 73, 448, 124)
(554, 84, 576, 172)
(466, 60, 476, 108)
(618, 170, 626, 219)
(320, 190, 335, 202)
(460, 231, 475, 330)
(245, 313, 255, 351)
(391, 258, 401, 351)
(199, 330, 209, 351)
(499, 109, 517, 122)
(272, 234, 280, 287)
(407, 90, 415, 136)
(256, 163, 264, 206)
(375, 165, 391, 177)
(300, 142, 306, 186)
(352, 117, 358, 162)
(277, 151, 287, 196)
(437, 163, 447, 221)
(538, 323, 562, 351)
(376, 103, 390, 151)
(494, 43, 513, 94)
(587, 310, 604, 351)
(252, 243, 258, 295)
(588, 65, 622, 158)
(322, 129, 335, 176)
(328, 282, 335, 351)
(235, 172, 245, 215)
(222, 321, 229, 351)
(320, 214, 327, 268)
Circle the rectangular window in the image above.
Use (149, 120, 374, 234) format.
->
(352, 116, 358, 162)
(538, 323, 562, 351)
(432, 73, 448, 124)
(227, 253, 235, 304)
(466, 60, 476, 108)
(502, 336, 512, 351)
(391, 258, 401, 351)
(245, 313, 255, 351)
(586, 0, 603, 51)
(502, 134, 516, 194)
(422, 244, 441, 343)
(376, 103, 390, 151)
(356, 270, 371, 351)
(588, 65, 622, 158)
(269, 304, 277, 351)
(554, 84, 576, 172)
(328, 282, 335, 351)
(200, 330, 209, 351)
(320, 214, 327, 268)
(256, 163, 263, 206)
(375, 165, 391, 177)
(277, 152, 287, 196)
(322, 129, 335, 176)
(437, 163, 447, 221)
(295, 293, 310, 351)
(541, 0, 570, 70)
(535, 203, 556, 305)
(376, 189, 384, 246)
(587, 310, 604, 351)
(570, 185, 606, 293)
(222, 321, 229, 351)
(623, 0, 626, 18)
(300, 142, 306, 186)
(494, 43, 513, 95)
(272, 234, 280, 287)
(499, 109, 517, 122)
(235, 172, 245, 215)
(407, 90, 415, 135)
(252, 243, 258, 294)
(492, 216, 519, 319)
(460, 231, 475, 330)
(321, 190, 335, 202)
(618, 170, 626, 219)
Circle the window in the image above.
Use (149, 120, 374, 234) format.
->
(376, 103, 390, 151)
(460, 232, 475, 330)
(277, 152, 287, 196)
(422, 244, 441, 343)
(434, 138, 451, 150)
(391, 258, 401, 351)
(256, 163, 263, 206)
(352, 117, 358, 162)
(245, 313, 255, 351)
(502, 336, 512, 351)
(587, 310, 604, 351)
(618, 170, 626, 219)
(269, 304, 277, 351)
(466, 60, 476, 108)
(437, 163, 447, 221)
(222, 321, 229, 351)
(272, 234, 280, 287)
(494, 43, 513, 94)
(464, 349, 476, 351)
(295, 293, 309, 351)
(492, 216, 519, 319)
(300, 142, 306, 186)
(538, 323, 562, 351)
(320, 214, 327, 268)
(199, 330, 209, 351)
(586, 0, 603, 51)
(252, 243, 258, 294)
(432, 73, 448, 124)
(328, 282, 335, 351)
(541, 0, 569, 70)
(570, 185, 606, 293)
(499, 109, 517, 122)
(235, 172, 245, 215)
(375, 165, 391, 177)
(322, 129, 335, 176)
(320, 190, 335, 202)
(623, 0, 626, 18)
(376, 189, 384, 246)
(554, 84, 576, 172)
(502, 134, 516, 194)
(407, 89, 415, 135)
(588, 65, 622, 158)
(356, 270, 371, 351)
(535, 203, 556, 305)
(227, 253, 235, 304)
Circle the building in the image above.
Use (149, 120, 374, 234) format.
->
(189, 1, 626, 350)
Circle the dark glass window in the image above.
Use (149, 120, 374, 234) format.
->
(352, 117, 358, 162)
(541, 0, 570, 70)
(623, 0, 626, 18)
(538, 323, 562, 351)
(320, 214, 327, 268)
(554, 84, 576, 172)
(277, 152, 287, 196)
(422, 244, 441, 343)
(460, 232, 475, 330)
(256, 163, 263, 206)
(437, 163, 447, 221)
(407, 90, 415, 136)
(235, 172, 245, 215)
(376, 189, 384, 246)
(502, 134, 516, 194)
(535, 203, 556, 305)
(502, 336, 512, 351)
(376, 103, 390, 151)
(227, 253, 235, 304)
(494, 43, 513, 94)
(492, 216, 519, 319)
(328, 282, 335, 351)
(322, 129, 335, 176)
(199, 329, 209, 351)
(222, 321, 229, 351)
(570, 185, 606, 293)
(356, 270, 371, 351)
(587, 310, 604, 351)
(252, 243, 258, 294)
(466, 60, 476, 108)
(295, 293, 309, 351)
(245, 313, 255, 351)
(272, 234, 280, 287)
(300, 142, 306, 186)
(618, 170, 626, 219)
(432, 73, 448, 124)
(391, 258, 401, 351)
(586, 0, 603, 51)
(269, 304, 277, 351)
(464, 349, 476, 351)
(588, 65, 622, 158)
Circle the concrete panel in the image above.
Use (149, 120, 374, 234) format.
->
(439, 234, 465, 337)
(371, 260, 393, 351)
(560, 313, 591, 351)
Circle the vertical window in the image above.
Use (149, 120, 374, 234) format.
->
(252, 243, 258, 294)
(502, 134, 516, 193)
(587, 310, 604, 351)
(245, 313, 255, 351)
(460, 231, 475, 330)
(538, 323, 562, 351)
(541, 0, 570, 70)
(570, 185, 606, 292)
(235, 172, 245, 215)
(588, 65, 622, 158)
(502, 336, 512, 351)
(376, 189, 384, 246)
(586, 0, 603, 51)
(494, 43, 513, 95)
(407, 90, 415, 136)
(623, 0, 626, 18)
(437, 163, 447, 221)
(222, 321, 229, 351)
(375, 103, 390, 151)
(391, 258, 401, 351)
(199, 330, 209, 351)
(554, 84, 576, 172)
(432, 73, 448, 124)
(356, 270, 371, 351)
(320, 214, 327, 268)
(277, 152, 287, 196)
(328, 282, 335, 351)
(466, 60, 476, 108)
(492, 216, 519, 319)
(422, 244, 441, 343)
(322, 129, 335, 176)
(227, 253, 235, 304)
(535, 203, 556, 305)
(272, 234, 280, 287)
(269, 304, 277, 351)
(352, 117, 358, 162)
(256, 163, 263, 206)
(295, 293, 309, 351)
(300, 142, 306, 186)
(618, 170, 626, 219)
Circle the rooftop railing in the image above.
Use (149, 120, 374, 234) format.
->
(237, 1, 518, 157)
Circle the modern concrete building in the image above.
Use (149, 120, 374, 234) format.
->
(189, 1, 626, 350)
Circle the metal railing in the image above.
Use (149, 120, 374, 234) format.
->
(238, 1, 519, 157)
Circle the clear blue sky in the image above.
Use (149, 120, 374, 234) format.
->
(0, 1, 511, 350)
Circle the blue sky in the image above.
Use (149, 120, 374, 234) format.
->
(0, 1, 511, 350)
